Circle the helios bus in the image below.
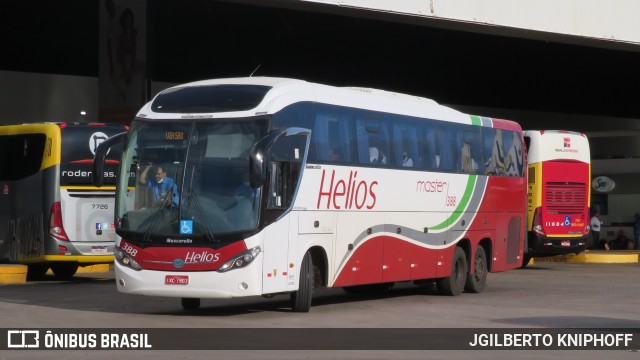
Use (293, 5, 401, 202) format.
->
(0, 122, 127, 278)
(522, 130, 591, 266)
(94, 77, 527, 312)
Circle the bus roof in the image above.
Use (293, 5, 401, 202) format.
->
(524, 130, 590, 164)
(139, 77, 520, 130)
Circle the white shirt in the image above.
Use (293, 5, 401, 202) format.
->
(590, 216, 602, 232)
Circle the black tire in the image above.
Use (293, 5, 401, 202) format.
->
(437, 247, 468, 296)
(464, 246, 487, 293)
(50, 262, 78, 280)
(290, 252, 314, 312)
(26, 263, 49, 280)
(181, 297, 200, 311)
(520, 253, 532, 268)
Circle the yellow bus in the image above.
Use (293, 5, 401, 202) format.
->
(522, 130, 591, 266)
(0, 122, 127, 278)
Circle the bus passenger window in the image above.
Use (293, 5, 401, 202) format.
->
(392, 121, 419, 168)
(504, 131, 524, 177)
(378, 148, 387, 165)
(401, 148, 413, 167)
(484, 129, 507, 176)
(435, 126, 455, 172)
(356, 117, 390, 166)
(369, 146, 386, 164)
(329, 147, 342, 162)
(460, 143, 478, 173)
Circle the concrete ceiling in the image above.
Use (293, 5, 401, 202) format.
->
(2, 0, 639, 159)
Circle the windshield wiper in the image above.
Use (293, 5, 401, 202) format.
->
(142, 190, 178, 243)
(185, 166, 217, 243)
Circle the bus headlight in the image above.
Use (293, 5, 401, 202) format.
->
(130, 258, 142, 270)
(116, 248, 142, 271)
(217, 246, 261, 273)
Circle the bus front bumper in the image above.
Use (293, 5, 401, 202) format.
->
(114, 261, 264, 299)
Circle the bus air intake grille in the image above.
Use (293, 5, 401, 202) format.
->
(544, 182, 587, 215)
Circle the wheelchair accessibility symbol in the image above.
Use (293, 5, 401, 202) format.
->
(564, 216, 572, 226)
(180, 220, 193, 234)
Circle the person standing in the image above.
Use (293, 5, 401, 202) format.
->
(590, 211, 602, 250)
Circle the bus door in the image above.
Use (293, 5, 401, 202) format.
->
(255, 128, 310, 294)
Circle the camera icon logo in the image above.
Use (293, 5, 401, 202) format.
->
(7, 330, 40, 348)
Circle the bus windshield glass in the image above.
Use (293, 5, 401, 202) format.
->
(151, 85, 271, 113)
(60, 124, 126, 186)
(116, 118, 268, 243)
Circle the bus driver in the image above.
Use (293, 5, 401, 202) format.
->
(139, 164, 179, 207)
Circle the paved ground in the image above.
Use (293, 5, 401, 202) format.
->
(1, 261, 639, 359)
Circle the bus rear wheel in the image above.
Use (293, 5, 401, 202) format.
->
(464, 246, 487, 293)
(290, 252, 314, 312)
(50, 262, 78, 280)
(520, 254, 532, 268)
(437, 247, 468, 296)
(27, 263, 49, 280)
(181, 297, 200, 311)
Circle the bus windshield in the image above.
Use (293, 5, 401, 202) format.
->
(60, 124, 125, 186)
(116, 118, 268, 243)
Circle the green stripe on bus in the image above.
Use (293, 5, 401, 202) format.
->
(470, 115, 482, 126)
(430, 175, 477, 231)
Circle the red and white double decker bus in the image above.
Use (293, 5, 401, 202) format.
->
(522, 130, 591, 266)
(95, 77, 527, 311)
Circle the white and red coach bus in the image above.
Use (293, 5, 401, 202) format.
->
(94, 77, 527, 311)
(522, 130, 591, 266)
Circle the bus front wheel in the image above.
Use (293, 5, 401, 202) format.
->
(50, 262, 78, 280)
(290, 252, 314, 312)
(464, 246, 487, 293)
(437, 247, 468, 296)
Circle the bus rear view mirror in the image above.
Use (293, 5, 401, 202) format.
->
(249, 129, 288, 188)
(93, 132, 127, 187)
(249, 127, 310, 189)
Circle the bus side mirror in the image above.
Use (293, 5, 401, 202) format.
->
(249, 127, 310, 189)
(249, 147, 267, 188)
(249, 129, 284, 188)
(93, 132, 127, 187)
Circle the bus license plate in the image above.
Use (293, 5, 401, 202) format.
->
(91, 246, 108, 254)
(165, 275, 189, 285)
(561, 240, 570, 247)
